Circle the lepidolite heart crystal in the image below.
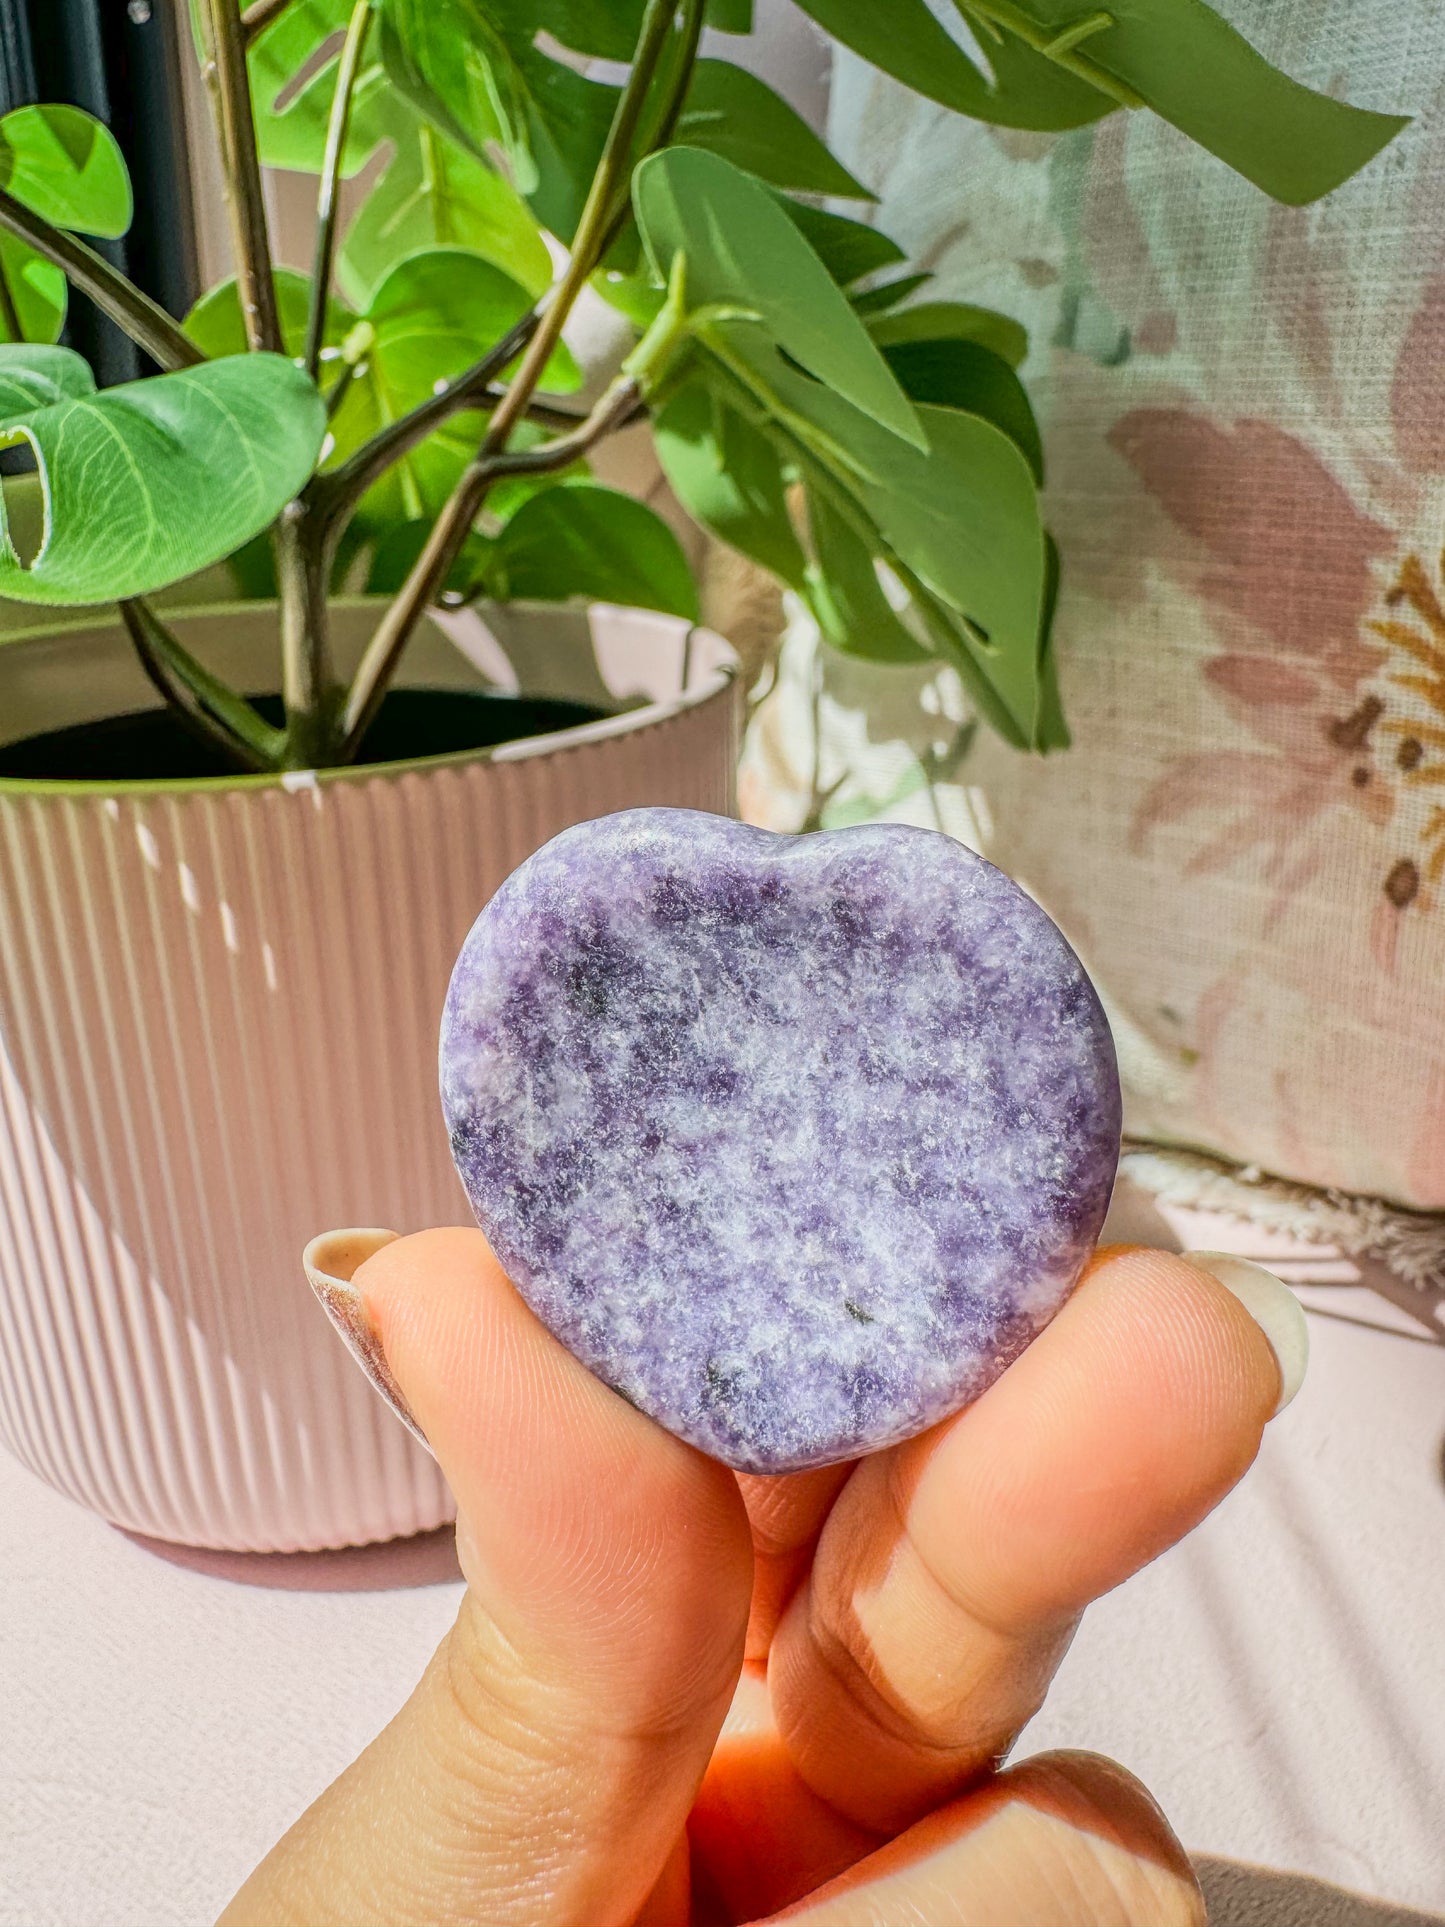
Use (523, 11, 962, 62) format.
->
(440, 809, 1120, 1472)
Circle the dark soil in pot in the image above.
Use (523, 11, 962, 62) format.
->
(0, 688, 609, 782)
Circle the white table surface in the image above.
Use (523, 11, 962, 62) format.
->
(4, 1191, 1445, 1927)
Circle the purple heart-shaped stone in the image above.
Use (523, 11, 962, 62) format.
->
(440, 809, 1120, 1472)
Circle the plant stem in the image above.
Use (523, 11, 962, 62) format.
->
(120, 599, 286, 770)
(483, 0, 680, 456)
(0, 189, 202, 370)
(274, 498, 339, 765)
(240, 0, 293, 41)
(199, 0, 282, 354)
(304, 0, 372, 382)
(311, 309, 539, 530)
(337, 0, 687, 759)
(338, 372, 640, 754)
(965, 1, 1145, 107)
(0, 254, 22, 341)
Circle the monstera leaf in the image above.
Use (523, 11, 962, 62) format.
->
(675, 62, 872, 199)
(0, 347, 326, 606)
(0, 236, 66, 344)
(634, 149, 923, 449)
(794, 0, 1404, 200)
(790, 0, 1108, 129)
(802, 486, 930, 665)
(245, 1, 550, 298)
(652, 383, 807, 591)
(962, 0, 1407, 203)
(380, 0, 619, 238)
(462, 484, 698, 616)
(659, 318, 1047, 742)
(0, 105, 131, 346)
(0, 104, 132, 236)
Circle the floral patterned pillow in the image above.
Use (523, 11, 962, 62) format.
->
(741, 0, 1443, 1207)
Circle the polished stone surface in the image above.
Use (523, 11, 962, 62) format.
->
(441, 809, 1120, 1470)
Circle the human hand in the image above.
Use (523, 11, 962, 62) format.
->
(220, 1233, 1303, 1926)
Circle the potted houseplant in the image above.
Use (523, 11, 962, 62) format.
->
(0, 0, 1402, 1552)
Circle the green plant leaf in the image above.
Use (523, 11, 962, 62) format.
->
(1033, 533, 1069, 750)
(705, 0, 752, 27)
(331, 248, 575, 525)
(359, 516, 473, 594)
(247, 0, 379, 170)
(0, 349, 326, 606)
(870, 299, 1028, 368)
(0, 103, 132, 237)
(964, 0, 1407, 203)
(849, 273, 932, 317)
(710, 323, 1045, 737)
(340, 110, 552, 303)
(600, 201, 908, 321)
(0, 234, 66, 343)
(634, 148, 924, 449)
(183, 268, 352, 361)
(791, 0, 1105, 128)
(677, 61, 872, 200)
(803, 485, 929, 664)
(863, 401, 1044, 707)
(380, 0, 618, 238)
(0, 343, 93, 412)
(955, 6, 1117, 127)
(652, 381, 807, 589)
(244, 3, 550, 296)
(773, 197, 905, 286)
(881, 338, 1043, 481)
(466, 483, 699, 616)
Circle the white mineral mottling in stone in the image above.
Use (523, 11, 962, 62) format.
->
(441, 809, 1120, 1472)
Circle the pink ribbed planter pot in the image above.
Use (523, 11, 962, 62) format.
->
(0, 599, 739, 1551)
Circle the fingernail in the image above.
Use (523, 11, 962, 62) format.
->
(303, 1228, 432, 1452)
(1183, 1251, 1309, 1416)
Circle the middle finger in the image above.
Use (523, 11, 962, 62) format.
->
(738, 1463, 854, 1660)
(767, 1247, 1286, 1833)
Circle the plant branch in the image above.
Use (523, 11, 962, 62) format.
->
(643, 0, 706, 163)
(240, 0, 293, 42)
(484, 0, 681, 459)
(965, 1, 1145, 107)
(120, 599, 286, 771)
(308, 0, 701, 538)
(480, 374, 642, 479)
(311, 308, 539, 524)
(494, 391, 640, 434)
(305, 0, 372, 382)
(199, 0, 283, 354)
(274, 497, 339, 765)
(338, 371, 640, 753)
(337, 0, 687, 757)
(0, 189, 202, 370)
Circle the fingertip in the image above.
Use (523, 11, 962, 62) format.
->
(353, 1224, 505, 1372)
(1180, 1252, 1309, 1414)
(1068, 1243, 1286, 1445)
(1001, 1749, 1196, 1881)
(895, 1244, 1285, 1631)
(771, 1748, 1205, 1925)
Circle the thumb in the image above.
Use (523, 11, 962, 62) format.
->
(220, 1228, 752, 1927)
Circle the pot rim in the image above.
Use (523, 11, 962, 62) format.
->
(0, 597, 738, 799)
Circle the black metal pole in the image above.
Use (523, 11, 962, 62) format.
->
(2, 0, 198, 382)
